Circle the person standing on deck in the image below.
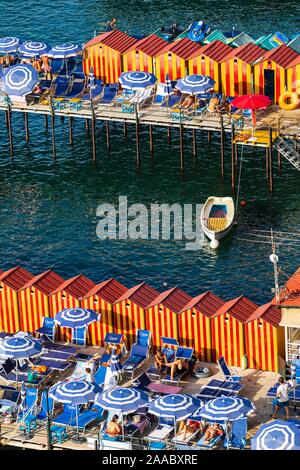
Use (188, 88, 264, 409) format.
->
(272, 376, 290, 420)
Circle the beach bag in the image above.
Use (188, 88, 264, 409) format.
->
(241, 354, 248, 370)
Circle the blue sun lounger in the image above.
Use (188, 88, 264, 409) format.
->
(82, 83, 104, 101)
(147, 337, 178, 380)
(218, 356, 242, 382)
(53, 403, 78, 427)
(196, 379, 243, 401)
(64, 80, 85, 99)
(162, 94, 181, 107)
(223, 417, 247, 449)
(40, 337, 77, 355)
(98, 84, 118, 106)
(195, 424, 225, 449)
(35, 317, 56, 341)
(162, 347, 194, 385)
(122, 344, 148, 379)
(52, 76, 70, 97)
(99, 333, 125, 363)
(21, 390, 54, 432)
(76, 404, 104, 433)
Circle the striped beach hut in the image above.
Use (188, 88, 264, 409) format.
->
(211, 295, 258, 367)
(50, 274, 96, 341)
(155, 37, 203, 82)
(245, 302, 285, 372)
(122, 34, 168, 74)
(82, 278, 127, 346)
(287, 56, 300, 92)
(188, 40, 233, 93)
(146, 287, 192, 351)
(83, 29, 137, 83)
(178, 291, 225, 362)
(18, 270, 64, 333)
(220, 43, 265, 96)
(113, 282, 159, 349)
(0, 267, 33, 333)
(253, 44, 299, 102)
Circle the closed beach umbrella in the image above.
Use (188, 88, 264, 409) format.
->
(109, 347, 122, 384)
(251, 420, 300, 451)
(148, 394, 200, 421)
(95, 387, 148, 414)
(175, 74, 215, 95)
(119, 71, 157, 89)
(47, 43, 81, 59)
(0, 37, 21, 54)
(196, 396, 254, 422)
(19, 41, 50, 58)
(2, 64, 39, 96)
(55, 308, 99, 329)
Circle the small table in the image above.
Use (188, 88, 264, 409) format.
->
(69, 98, 82, 111)
(122, 101, 135, 113)
(50, 425, 68, 444)
(52, 98, 67, 111)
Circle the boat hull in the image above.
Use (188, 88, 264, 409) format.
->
(200, 196, 235, 244)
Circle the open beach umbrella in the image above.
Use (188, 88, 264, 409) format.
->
(109, 347, 122, 384)
(230, 94, 272, 126)
(1, 64, 39, 97)
(0, 37, 21, 54)
(119, 71, 157, 90)
(95, 386, 148, 414)
(55, 308, 99, 329)
(196, 396, 255, 422)
(47, 43, 82, 59)
(175, 74, 215, 95)
(19, 41, 50, 58)
(251, 420, 300, 450)
(148, 394, 200, 421)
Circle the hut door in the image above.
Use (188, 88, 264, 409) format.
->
(264, 69, 275, 101)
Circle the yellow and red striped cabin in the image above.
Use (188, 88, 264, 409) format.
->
(211, 295, 258, 367)
(253, 44, 299, 103)
(49, 274, 96, 342)
(0, 267, 33, 333)
(18, 270, 64, 333)
(146, 287, 192, 351)
(179, 291, 225, 362)
(113, 282, 159, 349)
(245, 302, 285, 372)
(83, 29, 137, 83)
(188, 40, 233, 93)
(155, 37, 203, 82)
(82, 278, 127, 346)
(220, 43, 265, 97)
(122, 34, 168, 74)
(287, 56, 300, 92)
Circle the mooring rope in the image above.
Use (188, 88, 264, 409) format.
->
(235, 144, 244, 214)
(1, 403, 36, 447)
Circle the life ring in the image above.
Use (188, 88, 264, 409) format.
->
(193, 366, 211, 378)
(278, 91, 299, 110)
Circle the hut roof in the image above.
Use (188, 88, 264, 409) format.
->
(246, 302, 282, 327)
(276, 267, 300, 306)
(147, 287, 192, 313)
(213, 295, 258, 323)
(83, 278, 127, 303)
(180, 291, 225, 317)
(115, 282, 159, 309)
(84, 29, 138, 53)
(287, 55, 300, 68)
(223, 42, 265, 64)
(189, 40, 232, 62)
(263, 44, 299, 68)
(51, 274, 95, 299)
(19, 269, 65, 295)
(156, 37, 203, 60)
(125, 34, 168, 57)
(0, 266, 33, 291)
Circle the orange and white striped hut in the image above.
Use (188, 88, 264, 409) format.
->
(179, 291, 225, 362)
(49, 274, 96, 341)
(155, 37, 203, 82)
(83, 29, 137, 83)
(18, 270, 64, 333)
(0, 266, 33, 334)
(220, 42, 265, 96)
(81, 278, 127, 346)
(113, 282, 159, 349)
(146, 287, 192, 351)
(211, 295, 258, 367)
(122, 34, 168, 74)
(287, 55, 300, 92)
(188, 40, 233, 93)
(245, 302, 285, 372)
(253, 44, 299, 102)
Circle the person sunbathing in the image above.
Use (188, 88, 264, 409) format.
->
(154, 349, 166, 371)
(165, 357, 189, 380)
(106, 415, 122, 437)
(178, 419, 201, 440)
(203, 423, 223, 444)
(179, 95, 195, 109)
(207, 96, 219, 113)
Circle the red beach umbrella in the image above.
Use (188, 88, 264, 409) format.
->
(231, 94, 272, 125)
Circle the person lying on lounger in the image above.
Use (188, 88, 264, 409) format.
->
(177, 419, 202, 440)
(203, 422, 224, 444)
(165, 357, 189, 380)
(154, 349, 166, 372)
(179, 95, 195, 109)
(106, 415, 122, 438)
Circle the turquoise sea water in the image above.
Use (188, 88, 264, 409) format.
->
(0, 1, 300, 304)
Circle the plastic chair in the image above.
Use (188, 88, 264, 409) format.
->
(35, 317, 56, 341)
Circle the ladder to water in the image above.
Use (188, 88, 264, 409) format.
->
(274, 137, 300, 171)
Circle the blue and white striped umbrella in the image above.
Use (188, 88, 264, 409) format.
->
(148, 394, 200, 421)
(2, 64, 39, 96)
(96, 387, 148, 413)
(55, 308, 99, 329)
(49, 380, 101, 405)
(196, 396, 254, 423)
(119, 71, 157, 90)
(19, 41, 50, 58)
(0, 335, 42, 359)
(20, 381, 27, 412)
(47, 43, 82, 58)
(175, 74, 215, 95)
(110, 347, 122, 383)
(164, 73, 172, 95)
(0, 37, 21, 54)
(251, 420, 300, 451)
